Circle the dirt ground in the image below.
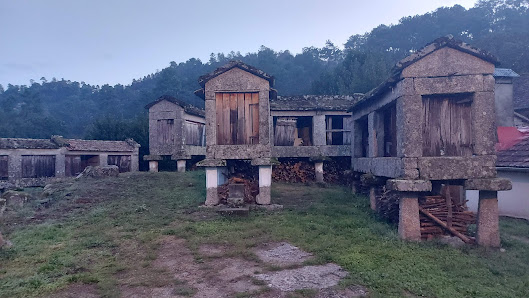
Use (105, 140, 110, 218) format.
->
(110, 236, 366, 297)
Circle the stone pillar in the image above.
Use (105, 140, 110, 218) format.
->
(54, 148, 66, 178)
(315, 162, 324, 182)
(99, 154, 108, 166)
(312, 114, 326, 146)
(398, 193, 421, 241)
(369, 186, 376, 210)
(149, 161, 158, 172)
(205, 167, 219, 206)
(256, 165, 272, 205)
(177, 160, 186, 173)
(476, 190, 500, 247)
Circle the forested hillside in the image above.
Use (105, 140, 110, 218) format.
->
(0, 0, 527, 143)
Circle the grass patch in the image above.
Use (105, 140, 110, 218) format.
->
(1, 171, 528, 297)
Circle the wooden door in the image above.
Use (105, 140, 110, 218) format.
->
(216, 92, 259, 145)
(274, 117, 296, 146)
(22, 155, 56, 178)
(157, 119, 175, 145)
(65, 155, 82, 177)
(185, 121, 206, 146)
(422, 95, 473, 157)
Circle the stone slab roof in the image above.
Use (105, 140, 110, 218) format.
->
(351, 35, 498, 110)
(494, 68, 519, 78)
(270, 95, 361, 111)
(497, 136, 529, 168)
(145, 95, 205, 117)
(514, 74, 529, 110)
(198, 60, 274, 88)
(0, 138, 59, 149)
(65, 139, 138, 152)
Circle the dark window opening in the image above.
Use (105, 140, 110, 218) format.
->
(0, 156, 8, 180)
(273, 116, 313, 146)
(383, 104, 397, 157)
(65, 155, 100, 177)
(326, 115, 351, 145)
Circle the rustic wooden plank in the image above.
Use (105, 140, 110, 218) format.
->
(419, 206, 472, 243)
(230, 93, 238, 144)
(251, 93, 259, 144)
(0, 156, 8, 179)
(274, 117, 296, 146)
(216, 93, 224, 144)
(222, 93, 231, 144)
(237, 93, 245, 144)
(244, 93, 252, 144)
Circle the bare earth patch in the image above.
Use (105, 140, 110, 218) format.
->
(255, 242, 313, 266)
(255, 264, 348, 291)
(46, 283, 99, 298)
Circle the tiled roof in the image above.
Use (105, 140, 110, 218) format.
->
(145, 95, 205, 117)
(497, 136, 529, 168)
(0, 138, 59, 149)
(270, 95, 361, 111)
(65, 139, 138, 152)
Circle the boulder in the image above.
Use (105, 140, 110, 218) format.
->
(0, 230, 12, 249)
(77, 166, 119, 179)
(1, 190, 31, 208)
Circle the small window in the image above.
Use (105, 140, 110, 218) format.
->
(273, 116, 313, 146)
(326, 116, 351, 145)
(383, 104, 397, 157)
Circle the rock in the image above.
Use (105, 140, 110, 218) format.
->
(438, 235, 466, 248)
(227, 197, 244, 207)
(0, 230, 13, 249)
(255, 242, 313, 266)
(1, 190, 31, 208)
(77, 166, 119, 179)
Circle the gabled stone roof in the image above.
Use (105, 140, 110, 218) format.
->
(145, 95, 205, 117)
(0, 138, 59, 149)
(270, 95, 362, 111)
(198, 60, 274, 88)
(65, 139, 138, 152)
(351, 35, 498, 110)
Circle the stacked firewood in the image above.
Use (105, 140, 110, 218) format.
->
(272, 160, 315, 183)
(375, 186, 400, 223)
(323, 158, 353, 185)
(419, 195, 475, 241)
(217, 176, 259, 204)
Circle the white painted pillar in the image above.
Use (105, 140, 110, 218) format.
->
(99, 154, 108, 166)
(149, 161, 158, 172)
(256, 165, 272, 205)
(205, 167, 219, 206)
(315, 162, 324, 182)
(177, 160, 186, 173)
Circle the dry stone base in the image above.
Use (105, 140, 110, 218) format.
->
(255, 264, 348, 292)
(76, 165, 119, 179)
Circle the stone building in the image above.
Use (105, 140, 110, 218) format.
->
(194, 61, 275, 206)
(144, 95, 206, 172)
(270, 95, 360, 181)
(0, 136, 139, 189)
(349, 36, 511, 247)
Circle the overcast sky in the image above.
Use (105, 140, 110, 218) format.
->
(0, 0, 477, 87)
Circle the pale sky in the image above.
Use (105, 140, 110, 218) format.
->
(0, 0, 477, 87)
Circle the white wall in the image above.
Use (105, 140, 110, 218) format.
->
(466, 169, 529, 220)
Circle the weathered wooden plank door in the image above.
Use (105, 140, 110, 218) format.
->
(274, 117, 297, 146)
(0, 156, 8, 180)
(107, 155, 131, 172)
(157, 119, 175, 145)
(383, 105, 397, 157)
(22, 155, 56, 178)
(422, 95, 473, 156)
(185, 121, 205, 146)
(216, 92, 259, 145)
(65, 155, 82, 177)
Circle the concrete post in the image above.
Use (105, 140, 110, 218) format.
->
(313, 114, 326, 146)
(177, 160, 186, 173)
(99, 154, 108, 166)
(476, 190, 500, 247)
(398, 193, 421, 241)
(369, 186, 376, 210)
(55, 148, 65, 178)
(256, 165, 272, 205)
(205, 167, 219, 206)
(149, 161, 158, 172)
(315, 162, 324, 182)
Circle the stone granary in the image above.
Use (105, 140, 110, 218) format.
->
(270, 95, 361, 181)
(194, 61, 274, 206)
(0, 136, 139, 189)
(144, 95, 206, 172)
(349, 36, 511, 247)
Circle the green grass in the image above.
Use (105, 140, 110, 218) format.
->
(1, 171, 529, 297)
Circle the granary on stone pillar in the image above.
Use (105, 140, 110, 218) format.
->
(349, 36, 512, 247)
(270, 95, 362, 182)
(194, 61, 274, 206)
(144, 95, 206, 173)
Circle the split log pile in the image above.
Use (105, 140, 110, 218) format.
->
(272, 160, 315, 183)
(375, 187, 400, 223)
(419, 195, 475, 242)
(218, 176, 259, 204)
(323, 159, 353, 185)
